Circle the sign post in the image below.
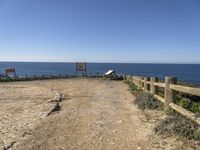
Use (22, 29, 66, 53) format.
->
(76, 62, 87, 77)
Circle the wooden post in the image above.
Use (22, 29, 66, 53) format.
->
(66, 74, 68, 78)
(138, 76, 141, 87)
(137, 76, 139, 86)
(138, 77, 141, 88)
(34, 74, 36, 79)
(165, 77, 177, 109)
(141, 76, 144, 88)
(147, 77, 150, 91)
(144, 77, 147, 91)
(131, 76, 134, 84)
(135, 76, 138, 85)
(139, 76, 142, 88)
(124, 74, 127, 81)
(132, 76, 135, 84)
(150, 77, 158, 95)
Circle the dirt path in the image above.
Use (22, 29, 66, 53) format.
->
(0, 79, 188, 150)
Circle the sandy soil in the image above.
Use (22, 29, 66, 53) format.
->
(0, 78, 194, 150)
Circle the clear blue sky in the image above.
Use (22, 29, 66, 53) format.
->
(0, 0, 200, 63)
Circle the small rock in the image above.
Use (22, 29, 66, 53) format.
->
(137, 147, 141, 150)
(112, 130, 116, 133)
(118, 120, 123, 123)
(5, 141, 16, 150)
(60, 94, 65, 100)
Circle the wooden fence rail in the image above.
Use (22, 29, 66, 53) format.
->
(127, 75, 200, 125)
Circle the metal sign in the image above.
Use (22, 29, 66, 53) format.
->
(76, 62, 87, 76)
(5, 68, 16, 76)
(76, 62, 87, 71)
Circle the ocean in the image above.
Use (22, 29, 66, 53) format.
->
(0, 62, 200, 86)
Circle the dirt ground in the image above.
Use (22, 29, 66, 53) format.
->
(0, 78, 195, 150)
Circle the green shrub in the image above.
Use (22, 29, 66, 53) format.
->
(175, 97, 200, 113)
(124, 79, 142, 95)
(154, 112, 200, 142)
(190, 103, 200, 113)
(194, 128, 200, 140)
(179, 98, 191, 108)
(125, 79, 163, 110)
(134, 92, 163, 110)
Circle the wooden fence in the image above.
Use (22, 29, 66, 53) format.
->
(126, 75, 200, 125)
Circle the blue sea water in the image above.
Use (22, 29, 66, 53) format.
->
(0, 62, 200, 85)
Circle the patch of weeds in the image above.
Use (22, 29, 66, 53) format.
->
(154, 111, 200, 147)
(175, 97, 200, 114)
(124, 79, 142, 95)
(134, 92, 163, 110)
(124, 79, 163, 110)
(164, 107, 175, 116)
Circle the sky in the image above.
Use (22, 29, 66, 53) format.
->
(0, 0, 200, 63)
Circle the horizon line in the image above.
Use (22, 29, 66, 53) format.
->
(0, 61, 200, 65)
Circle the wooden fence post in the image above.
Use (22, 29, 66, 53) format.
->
(165, 77, 177, 109)
(138, 76, 142, 88)
(134, 76, 136, 85)
(136, 76, 140, 87)
(141, 77, 144, 89)
(131, 76, 135, 84)
(144, 77, 147, 91)
(132, 76, 134, 84)
(147, 77, 150, 91)
(137, 76, 140, 86)
(137, 76, 140, 87)
(125, 74, 127, 81)
(135, 76, 138, 86)
(150, 77, 158, 95)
